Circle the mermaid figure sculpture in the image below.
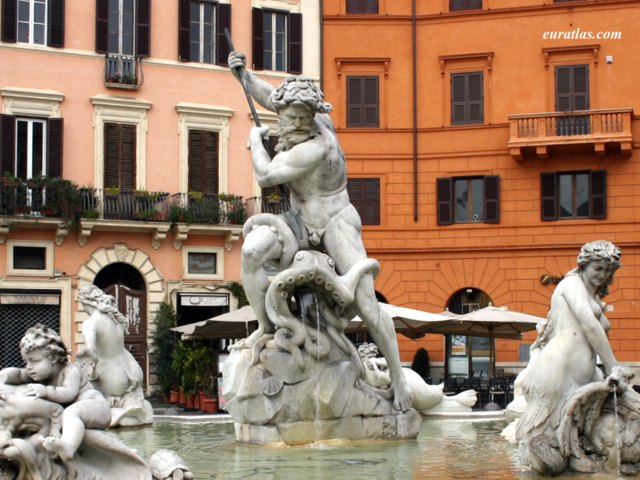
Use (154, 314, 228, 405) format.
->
(78, 285, 154, 427)
(515, 241, 640, 476)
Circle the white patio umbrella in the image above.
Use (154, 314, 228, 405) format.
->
(171, 305, 258, 340)
(346, 303, 451, 340)
(423, 305, 545, 376)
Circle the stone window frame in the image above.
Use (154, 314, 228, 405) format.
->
(176, 102, 233, 196)
(182, 246, 225, 280)
(6, 239, 54, 276)
(90, 94, 152, 191)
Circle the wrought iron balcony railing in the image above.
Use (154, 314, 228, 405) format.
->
(168, 193, 246, 225)
(104, 53, 143, 89)
(508, 108, 633, 159)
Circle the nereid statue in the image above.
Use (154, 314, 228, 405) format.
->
(0, 323, 191, 480)
(511, 240, 640, 476)
(222, 51, 420, 444)
(78, 285, 154, 427)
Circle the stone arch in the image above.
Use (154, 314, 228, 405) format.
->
(75, 243, 165, 342)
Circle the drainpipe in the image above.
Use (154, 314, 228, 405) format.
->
(412, 0, 418, 222)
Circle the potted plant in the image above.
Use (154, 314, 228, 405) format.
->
(150, 303, 179, 401)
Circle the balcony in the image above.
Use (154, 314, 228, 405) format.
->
(0, 177, 246, 250)
(507, 108, 633, 160)
(103, 54, 143, 90)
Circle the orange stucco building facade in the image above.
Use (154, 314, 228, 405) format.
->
(323, 0, 640, 377)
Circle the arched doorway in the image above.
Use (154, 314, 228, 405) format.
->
(445, 288, 492, 378)
(94, 263, 148, 387)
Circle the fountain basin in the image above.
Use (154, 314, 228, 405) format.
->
(109, 412, 620, 479)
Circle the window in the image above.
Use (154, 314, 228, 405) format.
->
(541, 171, 606, 221)
(451, 72, 483, 125)
(175, 102, 232, 196)
(7, 240, 54, 276)
(0, 115, 63, 179)
(251, 8, 301, 74)
(555, 64, 590, 135)
(347, 76, 379, 128)
(188, 130, 218, 195)
(95, 0, 150, 57)
(1, 0, 64, 47)
(178, 0, 230, 65)
(450, 0, 482, 11)
(437, 176, 499, 225)
(347, 178, 380, 225)
(346, 0, 378, 14)
(104, 123, 136, 191)
(183, 246, 224, 280)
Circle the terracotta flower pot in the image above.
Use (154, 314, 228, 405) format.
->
(202, 398, 218, 414)
(185, 394, 195, 410)
(169, 390, 179, 404)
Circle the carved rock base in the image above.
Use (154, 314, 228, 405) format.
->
(233, 409, 422, 445)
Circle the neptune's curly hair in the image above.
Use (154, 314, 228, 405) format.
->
(269, 76, 332, 114)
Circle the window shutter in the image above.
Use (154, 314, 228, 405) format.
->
(436, 177, 453, 225)
(47, 0, 65, 47)
(1, 0, 17, 43)
(104, 123, 136, 190)
(347, 178, 380, 226)
(251, 8, 264, 70)
(189, 130, 219, 195)
(468, 73, 483, 123)
(136, 0, 151, 58)
(0, 115, 16, 175)
(95, 0, 108, 53)
(288, 12, 302, 74)
(573, 65, 589, 110)
(188, 131, 202, 192)
(589, 170, 606, 219)
(483, 175, 499, 223)
(177, 0, 190, 62)
(216, 3, 231, 66)
(364, 77, 379, 127)
(451, 74, 466, 124)
(347, 77, 362, 127)
(555, 66, 571, 112)
(120, 124, 136, 190)
(540, 172, 558, 221)
(47, 118, 63, 177)
(346, 0, 360, 12)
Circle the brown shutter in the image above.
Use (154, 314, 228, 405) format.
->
(347, 77, 362, 127)
(136, 0, 150, 57)
(468, 73, 483, 123)
(436, 177, 453, 225)
(47, 0, 65, 48)
(347, 178, 380, 225)
(120, 124, 136, 190)
(451, 74, 466, 124)
(483, 175, 499, 223)
(104, 123, 136, 190)
(540, 172, 557, 221)
(216, 3, 231, 66)
(0, 115, 16, 175)
(47, 118, 63, 177)
(188, 130, 219, 195)
(178, 0, 190, 61)
(347, 76, 379, 128)
(288, 12, 302, 74)
(1, 0, 17, 43)
(95, 0, 108, 53)
(251, 8, 264, 70)
(188, 130, 202, 191)
(203, 131, 218, 195)
(590, 170, 606, 219)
